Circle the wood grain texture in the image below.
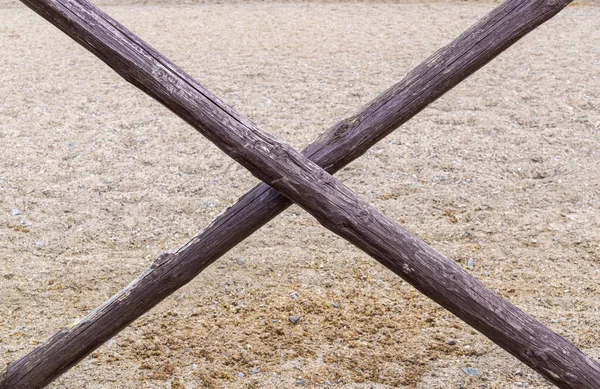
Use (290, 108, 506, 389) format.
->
(3, 0, 599, 388)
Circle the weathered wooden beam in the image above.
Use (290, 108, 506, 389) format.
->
(3, 0, 599, 388)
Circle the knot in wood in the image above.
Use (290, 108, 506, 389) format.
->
(269, 143, 291, 164)
(316, 169, 335, 186)
(564, 371, 578, 382)
(356, 207, 372, 224)
(326, 210, 349, 230)
(330, 122, 351, 143)
(151, 251, 175, 269)
(540, 0, 569, 12)
(528, 347, 552, 362)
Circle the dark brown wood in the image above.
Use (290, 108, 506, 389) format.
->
(3, 0, 599, 388)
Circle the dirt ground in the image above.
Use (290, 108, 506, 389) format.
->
(1, 1, 599, 388)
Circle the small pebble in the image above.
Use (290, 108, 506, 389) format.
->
(447, 339, 457, 346)
(11, 209, 21, 216)
(238, 372, 245, 378)
(467, 258, 474, 269)
(251, 367, 261, 375)
(296, 378, 305, 386)
(325, 380, 332, 386)
(290, 292, 298, 299)
(332, 303, 339, 308)
(35, 240, 44, 247)
(237, 257, 246, 266)
(288, 315, 301, 325)
(462, 367, 480, 376)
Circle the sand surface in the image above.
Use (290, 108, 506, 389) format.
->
(1, 1, 599, 388)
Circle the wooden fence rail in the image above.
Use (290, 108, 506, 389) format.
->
(2, 0, 599, 388)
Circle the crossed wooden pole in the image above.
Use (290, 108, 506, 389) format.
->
(2, 0, 599, 388)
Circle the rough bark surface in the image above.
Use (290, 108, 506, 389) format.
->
(4, 0, 600, 389)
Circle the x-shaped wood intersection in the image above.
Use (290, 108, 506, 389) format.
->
(2, 0, 600, 388)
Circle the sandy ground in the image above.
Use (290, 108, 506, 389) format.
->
(1, 1, 600, 388)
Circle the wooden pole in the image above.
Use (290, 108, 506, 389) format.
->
(3, 0, 599, 388)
